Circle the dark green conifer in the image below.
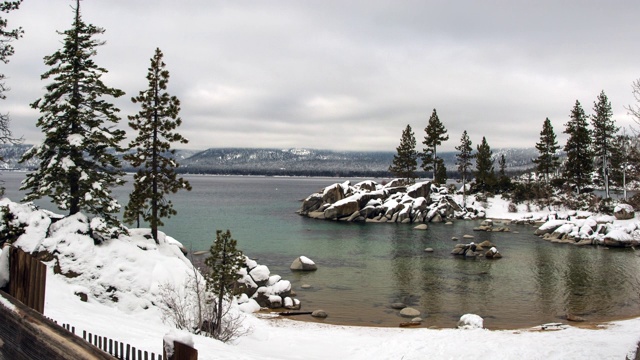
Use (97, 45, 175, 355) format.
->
(20, 1, 125, 225)
(204, 229, 244, 340)
(0, 0, 23, 147)
(496, 154, 512, 193)
(389, 124, 418, 184)
(563, 100, 593, 194)
(455, 130, 473, 205)
(474, 136, 495, 192)
(532, 118, 560, 183)
(591, 90, 619, 198)
(123, 48, 192, 242)
(434, 157, 447, 185)
(421, 109, 448, 181)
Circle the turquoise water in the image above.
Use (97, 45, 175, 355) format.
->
(4, 172, 640, 329)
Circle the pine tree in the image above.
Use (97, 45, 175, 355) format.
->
(434, 157, 447, 184)
(496, 154, 512, 193)
(532, 118, 560, 183)
(123, 48, 192, 242)
(591, 90, 619, 198)
(563, 100, 593, 194)
(389, 124, 418, 184)
(455, 130, 473, 205)
(421, 108, 448, 181)
(204, 229, 244, 340)
(20, 1, 125, 225)
(0, 1, 23, 146)
(474, 136, 495, 192)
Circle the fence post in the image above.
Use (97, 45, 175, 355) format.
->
(163, 339, 198, 360)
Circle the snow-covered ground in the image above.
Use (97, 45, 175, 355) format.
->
(2, 196, 640, 359)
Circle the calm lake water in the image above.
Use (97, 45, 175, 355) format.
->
(3, 172, 640, 329)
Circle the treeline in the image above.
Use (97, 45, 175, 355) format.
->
(389, 89, 640, 202)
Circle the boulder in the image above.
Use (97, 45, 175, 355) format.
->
(406, 181, 431, 199)
(324, 199, 360, 220)
(414, 224, 428, 230)
(424, 248, 434, 253)
(322, 182, 348, 204)
(457, 314, 484, 329)
(399, 307, 421, 318)
(614, 204, 635, 220)
(390, 302, 406, 309)
(311, 310, 328, 318)
(290, 256, 318, 271)
(299, 194, 324, 214)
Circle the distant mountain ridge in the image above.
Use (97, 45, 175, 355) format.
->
(1, 144, 541, 176)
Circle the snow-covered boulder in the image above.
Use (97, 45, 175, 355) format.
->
(290, 256, 317, 271)
(457, 314, 484, 329)
(614, 204, 635, 220)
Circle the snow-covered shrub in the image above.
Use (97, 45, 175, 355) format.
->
(0, 205, 27, 246)
(157, 264, 251, 343)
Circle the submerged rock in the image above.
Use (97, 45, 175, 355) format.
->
(399, 307, 421, 318)
(312, 310, 328, 318)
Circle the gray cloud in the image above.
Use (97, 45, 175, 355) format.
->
(2, 0, 639, 153)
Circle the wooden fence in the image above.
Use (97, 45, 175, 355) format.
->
(8, 245, 46, 313)
(59, 322, 164, 360)
(5, 245, 197, 360)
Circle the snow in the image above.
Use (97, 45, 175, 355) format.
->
(299, 255, 315, 265)
(3, 197, 640, 359)
(0, 245, 9, 288)
(163, 329, 195, 357)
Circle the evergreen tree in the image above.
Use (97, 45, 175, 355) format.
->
(123, 48, 192, 242)
(496, 153, 512, 193)
(563, 100, 593, 194)
(591, 90, 618, 198)
(434, 157, 447, 184)
(0, 0, 23, 146)
(474, 136, 495, 192)
(204, 229, 244, 340)
(389, 124, 418, 184)
(455, 130, 473, 205)
(20, 1, 125, 225)
(532, 117, 560, 183)
(421, 108, 448, 180)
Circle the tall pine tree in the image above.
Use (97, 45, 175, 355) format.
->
(591, 90, 618, 198)
(123, 48, 192, 242)
(20, 1, 125, 225)
(563, 100, 593, 194)
(421, 108, 448, 182)
(0, 0, 23, 146)
(389, 124, 418, 184)
(455, 130, 473, 205)
(532, 117, 560, 183)
(474, 136, 495, 192)
(496, 154, 512, 193)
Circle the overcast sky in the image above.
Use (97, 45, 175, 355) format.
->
(3, 0, 640, 152)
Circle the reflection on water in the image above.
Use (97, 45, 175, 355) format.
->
(3, 172, 640, 329)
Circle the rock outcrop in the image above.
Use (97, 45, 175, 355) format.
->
(298, 179, 482, 224)
(237, 256, 301, 310)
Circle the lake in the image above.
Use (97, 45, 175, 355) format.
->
(3, 172, 640, 329)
